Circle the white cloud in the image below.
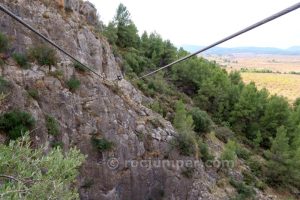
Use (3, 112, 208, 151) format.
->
(89, 0, 300, 48)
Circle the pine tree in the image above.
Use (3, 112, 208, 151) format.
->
(221, 140, 237, 166)
(173, 101, 197, 156)
(253, 130, 262, 149)
(266, 126, 290, 186)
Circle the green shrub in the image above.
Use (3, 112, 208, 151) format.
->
(13, 53, 30, 69)
(229, 179, 256, 200)
(51, 141, 64, 148)
(49, 70, 64, 79)
(0, 58, 4, 66)
(255, 180, 267, 191)
(221, 140, 237, 165)
(0, 76, 11, 94)
(198, 138, 214, 162)
(0, 32, 9, 53)
(66, 78, 81, 92)
(45, 115, 60, 136)
(236, 146, 251, 160)
(172, 133, 195, 156)
(242, 170, 256, 185)
(91, 136, 114, 152)
(149, 100, 164, 116)
(214, 126, 234, 143)
(246, 156, 265, 177)
(27, 88, 39, 99)
(0, 110, 35, 140)
(74, 62, 87, 72)
(29, 44, 57, 66)
(0, 133, 85, 199)
(190, 107, 212, 134)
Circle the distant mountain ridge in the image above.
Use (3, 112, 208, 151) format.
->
(181, 45, 300, 55)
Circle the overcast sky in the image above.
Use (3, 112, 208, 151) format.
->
(89, 0, 300, 49)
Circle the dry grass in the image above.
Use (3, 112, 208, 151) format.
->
(241, 73, 300, 103)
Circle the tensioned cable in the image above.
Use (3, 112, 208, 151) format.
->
(138, 2, 300, 80)
(0, 4, 103, 79)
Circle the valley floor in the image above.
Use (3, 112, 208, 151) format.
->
(241, 73, 300, 103)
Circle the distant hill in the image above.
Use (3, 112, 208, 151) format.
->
(181, 45, 300, 55)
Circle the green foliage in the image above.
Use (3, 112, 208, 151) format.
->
(45, 115, 60, 136)
(198, 138, 214, 162)
(29, 44, 58, 66)
(0, 32, 9, 53)
(253, 131, 262, 149)
(104, 4, 140, 49)
(91, 136, 114, 152)
(0, 76, 11, 94)
(149, 100, 164, 116)
(230, 179, 256, 200)
(190, 107, 212, 134)
(229, 71, 242, 85)
(51, 141, 64, 148)
(221, 140, 237, 165)
(214, 126, 234, 143)
(293, 97, 300, 108)
(74, 62, 87, 72)
(102, 3, 300, 192)
(236, 145, 251, 160)
(66, 77, 81, 92)
(12, 53, 30, 69)
(260, 95, 290, 147)
(265, 126, 291, 186)
(172, 101, 196, 156)
(230, 83, 268, 140)
(0, 133, 85, 199)
(246, 156, 265, 177)
(173, 132, 195, 156)
(173, 100, 194, 132)
(49, 70, 64, 79)
(27, 88, 39, 100)
(0, 110, 35, 140)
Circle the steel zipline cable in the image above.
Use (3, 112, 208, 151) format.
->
(137, 2, 300, 80)
(0, 4, 103, 79)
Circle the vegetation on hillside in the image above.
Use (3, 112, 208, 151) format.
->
(103, 3, 300, 196)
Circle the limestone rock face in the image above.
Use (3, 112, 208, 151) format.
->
(0, 0, 115, 80)
(65, 0, 80, 12)
(0, 1, 276, 200)
(79, 1, 99, 25)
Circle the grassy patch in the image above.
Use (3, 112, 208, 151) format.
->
(27, 88, 39, 100)
(74, 62, 87, 73)
(0, 32, 9, 53)
(66, 78, 81, 92)
(49, 70, 64, 79)
(172, 133, 195, 156)
(0, 76, 11, 94)
(13, 53, 30, 69)
(91, 136, 114, 152)
(0, 110, 35, 140)
(29, 44, 58, 66)
(45, 115, 60, 136)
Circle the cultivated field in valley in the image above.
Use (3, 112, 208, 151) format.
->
(241, 73, 300, 103)
(204, 54, 300, 103)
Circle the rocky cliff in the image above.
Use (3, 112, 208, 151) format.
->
(0, 1, 276, 199)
